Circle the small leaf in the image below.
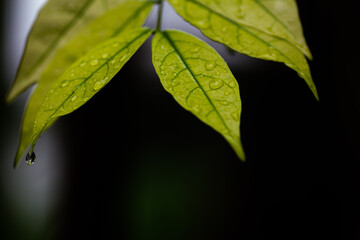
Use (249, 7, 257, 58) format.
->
(6, 0, 141, 102)
(30, 28, 152, 154)
(152, 30, 245, 160)
(168, 0, 318, 100)
(13, 0, 154, 167)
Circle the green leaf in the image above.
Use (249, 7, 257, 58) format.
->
(13, 1, 154, 167)
(6, 0, 138, 102)
(29, 28, 152, 158)
(249, 0, 312, 59)
(167, 0, 318, 100)
(152, 30, 245, 160)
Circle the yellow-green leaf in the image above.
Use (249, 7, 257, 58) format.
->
(6, 0, 137, 102)
(30, 28, 152, 157)
(249, 0, 312, 59)
(13, 1, 154, 167)
(152, 30, 245, 160)
(168, 0, 318, 99)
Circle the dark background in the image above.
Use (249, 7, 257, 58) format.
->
(0, 0, 359, 239)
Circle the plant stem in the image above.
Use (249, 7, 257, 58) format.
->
(156, 0, 164, 32)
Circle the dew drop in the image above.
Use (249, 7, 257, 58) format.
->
(192, 105, 201, 113)
(61, 81, 69, 87)
(229, 81, 237, 88)
(221, 100, 229, 106)
(120, 55, 127, 62)
(79, 61, 86, 67)
(235, 8, 245, 19)
(231, 111, 240, 121)
(71, 96, 78, 102)
(197, 20, 209, 28)
(191, 47, 199, 53)
(209, 80, 224, 90)
(102, 53, 109, 59)
(112, 42, 119, 48)
(205, 61, 216, 71)
(90, 59, 99, 66)
(172, 79, 180, 87)
(268, 47, 278, 59)
(93, 79, 105, 91)
(26, 152, 36, 165)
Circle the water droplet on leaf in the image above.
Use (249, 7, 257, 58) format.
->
(209, 80, 224, 90)
(102, 53, 109, 59)
(193, 105, 201, 113)
(120, 55, 127, 62)
(197, 20, 209, 28)
(229, 81, 237, 88)
(235, 8, 245, 19)
(93, 79, 105, 91)
(205, 61, 216, 71)
(71, 96, 78, 102)
(26, 152, 36, 165)
(61, 81, 69, 87)
(90, 59, 99, 66)
(231, 111, 240, 121)
(191, 47, 199, 53)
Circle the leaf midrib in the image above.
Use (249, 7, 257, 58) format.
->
(24, 0, 96, 79)
(32, 29, 151, 148)
(186, 0, 299, 49)
(161, 31, 234, 139)
(252, 0, 297, 40)
(184, 0, 311, 83)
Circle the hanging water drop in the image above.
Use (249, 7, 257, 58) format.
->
(26, 152, 36, 165)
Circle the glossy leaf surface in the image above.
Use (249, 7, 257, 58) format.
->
(7, 0, 136, 102)
(13, 1, 154, 167)
(152, 30, 245, 160)
(30, 28, 152, 154)
(168, 0, 318, 99)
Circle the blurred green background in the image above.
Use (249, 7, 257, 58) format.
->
(1, 0, 359, 239)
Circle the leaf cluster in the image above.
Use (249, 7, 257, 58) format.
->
(7, 0, 316, 167)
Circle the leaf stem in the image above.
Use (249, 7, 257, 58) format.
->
(156, 0, 164, 32)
